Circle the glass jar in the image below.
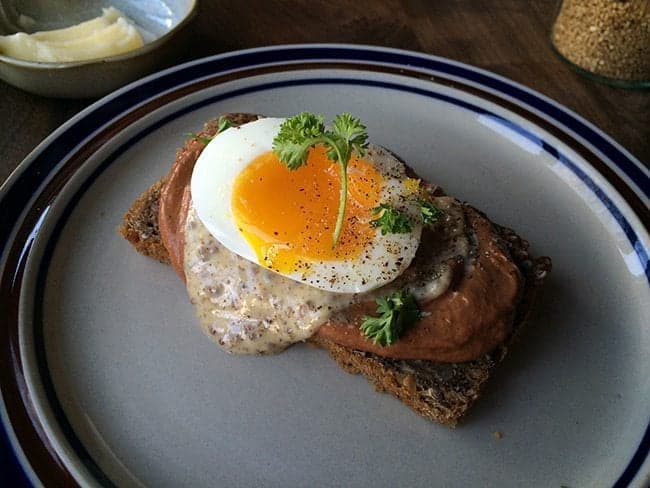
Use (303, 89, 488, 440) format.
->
(551, 0, 649, 88)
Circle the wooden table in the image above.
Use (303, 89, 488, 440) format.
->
(0, 0, 647, 187)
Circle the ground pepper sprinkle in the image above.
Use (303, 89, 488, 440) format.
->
(552, 0, 650, 82)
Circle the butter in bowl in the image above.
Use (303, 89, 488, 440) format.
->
(0, 0, 197, 98)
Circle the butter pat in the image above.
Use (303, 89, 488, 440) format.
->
(0, 7, 144, 62)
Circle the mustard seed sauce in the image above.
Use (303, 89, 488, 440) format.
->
(183, 196, 468, 354)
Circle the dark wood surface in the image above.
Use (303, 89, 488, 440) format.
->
(1, 0, 647, 187)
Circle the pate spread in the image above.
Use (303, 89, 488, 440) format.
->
(159, 119, 524, 362)
(319, 208, 523, 362)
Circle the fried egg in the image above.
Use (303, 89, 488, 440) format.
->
(190, 117, 422, 293)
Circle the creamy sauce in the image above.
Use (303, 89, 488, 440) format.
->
(0, 7, 144, 62)
(184, 206, 353, 354)
(183, 196, 467, 354)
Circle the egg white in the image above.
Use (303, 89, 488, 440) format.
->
(190, 117, 422, 294)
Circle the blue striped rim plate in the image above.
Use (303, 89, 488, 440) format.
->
(0, 44, 648, 487)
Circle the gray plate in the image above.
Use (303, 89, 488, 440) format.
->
(1, 45, 648, 487)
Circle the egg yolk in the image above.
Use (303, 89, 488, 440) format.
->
(232, 146, 383, 273)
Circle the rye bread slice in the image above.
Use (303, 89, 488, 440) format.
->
(120, 177, 170, 264)
(119, 117, 551, 427)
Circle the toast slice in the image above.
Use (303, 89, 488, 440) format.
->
(119, 117, 551, 427)
(120, 177, 170, 264)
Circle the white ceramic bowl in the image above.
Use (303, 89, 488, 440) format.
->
(0, 0, 196, 98)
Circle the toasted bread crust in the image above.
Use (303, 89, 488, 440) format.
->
(119, 178, 170, 264)
(119, 114, 551, 427)
(308, 334, 495, 426)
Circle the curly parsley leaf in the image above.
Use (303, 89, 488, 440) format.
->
(360, 289, 421, 346)
(272, 113, 325, 170)
(330, 112, 369, 160)
(370, 203, 413, 235)
(420, 200, 443, 225)
(187, 133, 214, 144)
(187, 116, 234, 145)
(216, 116, 233, 134)
(272, 112, 369, 245)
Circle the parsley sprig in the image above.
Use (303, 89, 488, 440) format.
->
(187, 116, 233, 144)
(188, 133, 213, 144)
(369, 199, 443, 235)
(360, 289, 421, 347)
(420, 200, 443, 225)
(370, 204, 413, 234)
(272, 112, 369, 246)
